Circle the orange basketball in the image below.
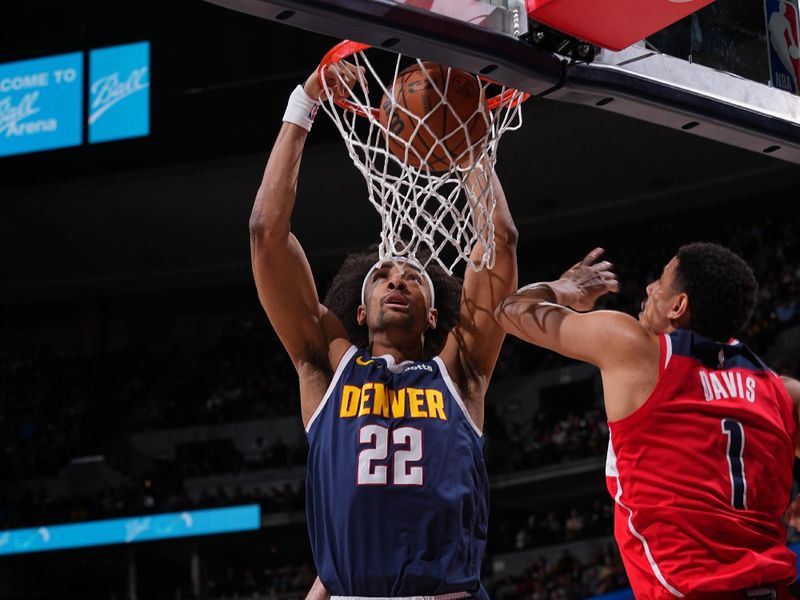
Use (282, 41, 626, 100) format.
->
(379, 63, 488, 171)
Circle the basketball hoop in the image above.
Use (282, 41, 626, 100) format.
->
(317, 40, 528, 275)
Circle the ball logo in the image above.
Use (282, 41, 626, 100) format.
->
(0, 92, 54, 138)
(88, 42, 150, 143)
(124, 517, 151, 543)
(89, 67, 149, 125)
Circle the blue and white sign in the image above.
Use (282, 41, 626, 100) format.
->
(765, 0, 800, 94)
(0, 504, 260, 556)
(0, 52, 83, 157)
(89, 41, 150, 143)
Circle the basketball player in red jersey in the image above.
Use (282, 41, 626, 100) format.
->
(495, 243, 800, 600)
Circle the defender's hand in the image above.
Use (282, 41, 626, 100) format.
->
(304, 61, 365, 102)
(556, 247, 619, 312)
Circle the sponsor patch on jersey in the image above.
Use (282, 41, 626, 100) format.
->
(402, 363, 434, 373)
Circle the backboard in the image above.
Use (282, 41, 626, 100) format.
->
(203, 0, 800, 164)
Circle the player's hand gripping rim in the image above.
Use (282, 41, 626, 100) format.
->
(305, 60, 366, 103)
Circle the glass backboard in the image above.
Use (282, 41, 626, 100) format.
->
(203, 0, 800, 164)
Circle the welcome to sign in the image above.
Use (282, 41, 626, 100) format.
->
(0, 52, 83, 157)
(0, 41, 150, 158)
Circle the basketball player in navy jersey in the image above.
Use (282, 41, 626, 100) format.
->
(496, 244, 800, 600)
(249, 63, 517, 600)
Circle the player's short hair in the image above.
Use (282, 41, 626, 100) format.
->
(674, 242, 758, 342)
(323, 246, 462, 359)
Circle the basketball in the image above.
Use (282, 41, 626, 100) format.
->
(379, 62, 489, 171)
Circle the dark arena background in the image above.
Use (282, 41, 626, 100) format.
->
(1, 1, 800, 599)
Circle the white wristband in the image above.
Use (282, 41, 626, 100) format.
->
(283, 85, 320, 131)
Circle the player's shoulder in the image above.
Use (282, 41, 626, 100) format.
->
(582, 309, 660, 363)
(583, 308, 650, 334)
(781, 376, 800, 407)
(589, 309, 646, 329)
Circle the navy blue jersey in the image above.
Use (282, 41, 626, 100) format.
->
(305, 346, 489, 598)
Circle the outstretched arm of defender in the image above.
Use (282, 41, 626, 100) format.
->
(495, 249, 644, 369)
(249, 65, 361, 416)
(494, 249, 663, 421)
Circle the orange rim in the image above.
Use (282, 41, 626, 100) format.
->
(318, 40, 530, 117)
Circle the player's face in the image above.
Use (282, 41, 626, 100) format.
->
(363, 261, 433, 333)
(639, 257, 682, 334)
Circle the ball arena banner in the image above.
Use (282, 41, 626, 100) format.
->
(0, 41, 150, 158)
(0, 504, 260, 555)
(0, 52, 83, 157)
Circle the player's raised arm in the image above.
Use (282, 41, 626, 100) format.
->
(249, 65, 361, 420)
(494, 249, 661, 420)
(495, 249, 656, 367)
(440, 168, 517, 417)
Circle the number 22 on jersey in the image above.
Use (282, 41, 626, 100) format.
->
(357, 424, 424, 486)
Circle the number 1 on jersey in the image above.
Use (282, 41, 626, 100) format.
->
(721, 418, 747, 510)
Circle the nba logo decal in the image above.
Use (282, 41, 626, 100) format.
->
(765, 0, 800, 94)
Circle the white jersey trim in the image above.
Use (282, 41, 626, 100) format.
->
(376, 352, 415, 374)
(606, 437, 684, 598)
(663, 333, 673, 371)
(305, 345, 358, 433)
(432, 356, 482, 438)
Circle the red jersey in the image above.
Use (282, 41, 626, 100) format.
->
(606, 330, 797, 599)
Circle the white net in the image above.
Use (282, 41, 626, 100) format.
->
(318, 44, 526, 275)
